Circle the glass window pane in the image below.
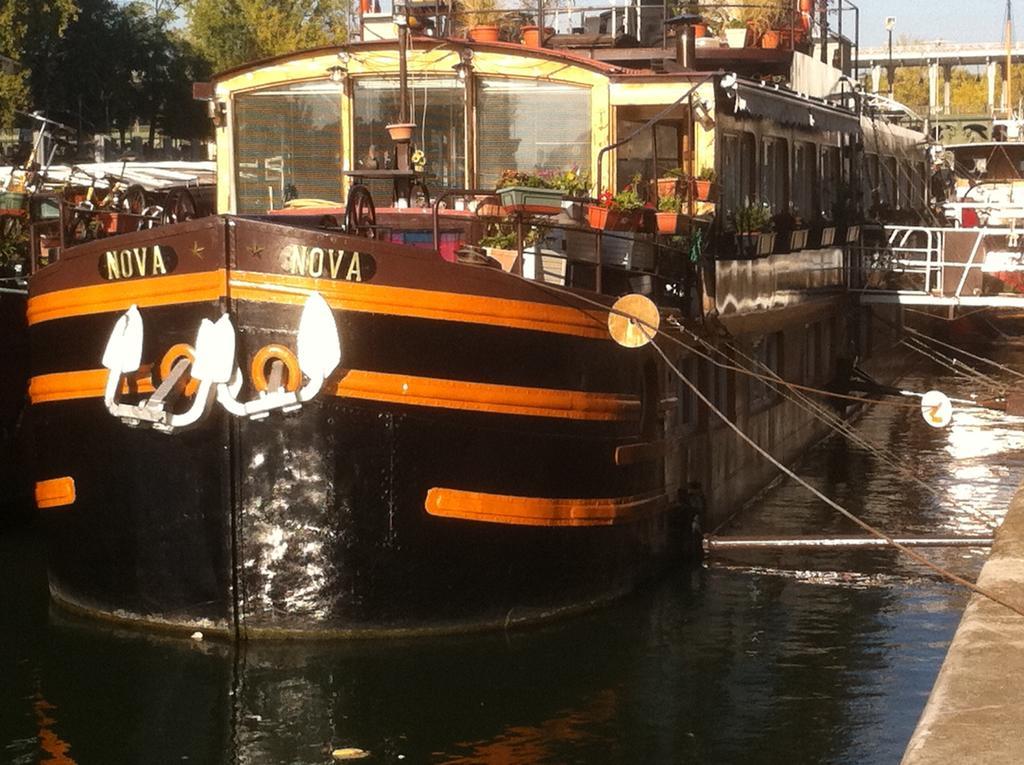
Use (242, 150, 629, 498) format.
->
(476, 79, 591, 188)
(353, 76, 466, 206)
(234, 80, 343, 214)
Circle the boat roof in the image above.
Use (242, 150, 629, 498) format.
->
(210, 37, 714, 83)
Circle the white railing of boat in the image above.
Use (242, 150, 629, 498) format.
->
(853, 224, 1024, 306)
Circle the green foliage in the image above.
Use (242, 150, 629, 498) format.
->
(479, 223, 516, 249)
(0, 0, 77, 126)
(696, 166, 716, 182)
(611, 174, 645, 211)
(185, 0, 349, 72)
(657, 194, 683, 213)
(731, 202, 772, 232)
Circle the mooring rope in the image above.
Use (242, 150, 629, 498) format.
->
(905, 325, 1024, 382)
(668, 320, 1003, 531)
(501, 274, 1024, 618)
(644, 329, 1024, 620)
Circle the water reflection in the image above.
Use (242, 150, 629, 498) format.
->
(3, 359, 1023, 764)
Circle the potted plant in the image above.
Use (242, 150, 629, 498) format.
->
(730, 202, 774, 257)
(693, 166, 716, 201)
(657, 168, 684, 199)
(458, 0, 503, 41)
(586, 176, 654, 232)
(551, 167, 591, 220)
(496, 169, 565, 215)
(673, 2, 707, 37)
(724, 17, 747, 48)
(742, 0, 787, 47)
(385, 122, 417, 142)
(656, 194, 687, 236)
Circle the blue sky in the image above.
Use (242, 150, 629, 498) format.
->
(854, 0, 1017, 47)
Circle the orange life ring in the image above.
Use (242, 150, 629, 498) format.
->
(251, 344, 301, 393)
(158, 343, 198, 397)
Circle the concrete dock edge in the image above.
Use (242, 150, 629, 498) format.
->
(901, 481, 1024, 764)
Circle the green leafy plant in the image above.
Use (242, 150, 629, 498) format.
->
(457, 0, 504, 27)
(610, 174, 646, 211)
(658, 194, 684, 213)
(479, 223, 516, 249)
(741, 0, 787, 38)
(478, 220, 545, 249)
(725, 17, 746, 30)
(549, 168, 591, 197)
(731, 202, 773, 233)
(696, 166, 716, 182)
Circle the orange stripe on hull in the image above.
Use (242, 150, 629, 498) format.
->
(27, 271, 226, 325)
(29, 368, 155, 404)
(35, 477, 76, 509)
(29, 367, 637, 422)
(333, 370, 639, 421)
(229, 270, 609, 340)
(26, 270, 609, 341)
(424, 487, 668, 527)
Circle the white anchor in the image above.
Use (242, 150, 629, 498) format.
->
(100, 292, 341, 431)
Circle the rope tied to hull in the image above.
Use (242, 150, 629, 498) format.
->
(504, 273, 1024, 621)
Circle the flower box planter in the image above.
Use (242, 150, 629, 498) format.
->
(846, 224, 861, 243)
(656, 212, 685, 236)
(586, 205, 653, 232)
(735, 231, 775, 257)
(692, 180, 715, 201)
(561, 198, 584, 222)
(724, 27, 748, 48)
(0, 191, 29, 216)
(820, 226, 836, 247)
(498, 186, 564, 216)
(735, 232, 760, 259)
(468, 25, 499, 42)
(789, 228, 809, 251)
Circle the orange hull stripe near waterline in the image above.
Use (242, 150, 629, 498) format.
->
(35, 477, 76, 509)
(27, 271, 226, 325)
(29, 368, 639, 421)
(424, 487, 668, 527)
(332, 370, 639, 421)
(29, 368, 155, 404)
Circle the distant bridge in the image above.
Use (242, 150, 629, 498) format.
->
(856, 41, 1024, 118)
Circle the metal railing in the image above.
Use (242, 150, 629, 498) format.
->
(853, 224, 1024, 300)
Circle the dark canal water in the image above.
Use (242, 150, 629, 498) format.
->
(4, 360, 1023, 764)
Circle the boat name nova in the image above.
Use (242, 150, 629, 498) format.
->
(279, 245, 375, 282)
(99, 245, 178, 281)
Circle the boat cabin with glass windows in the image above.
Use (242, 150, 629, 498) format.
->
(25, 1, 931, 639)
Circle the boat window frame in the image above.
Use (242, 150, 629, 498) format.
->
(230, 76, 346, 214)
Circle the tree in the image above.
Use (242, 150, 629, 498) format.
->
(0, 0, 77, 126)
(185, 0, 348, 72)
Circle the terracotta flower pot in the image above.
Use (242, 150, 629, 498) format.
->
(385, 122, 416, 142)
(800, 0, 814, 12)
(657, 177, 679, 198)
(693, 23, 707, 38)
(586, 205, 651, 232)
(761, 30, 780, 49)
(692, 180, 714, 201)
(522, 25, 541, 47)
(656, 212, 683, 236)
(468, 25, 500, 42)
